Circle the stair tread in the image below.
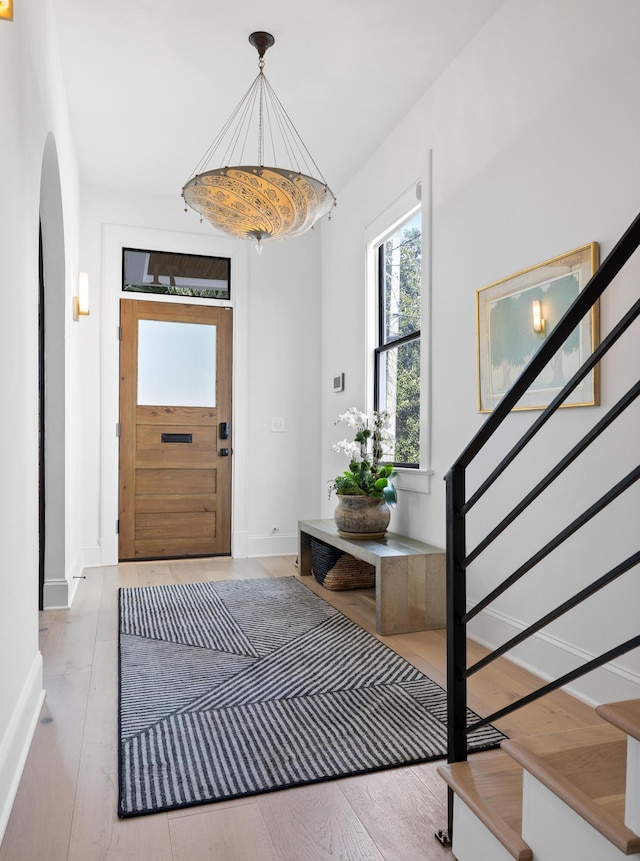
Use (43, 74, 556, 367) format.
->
(597, 698, 640, 741)
(437, 752, 533, 861)
(502, 723, 640, 854)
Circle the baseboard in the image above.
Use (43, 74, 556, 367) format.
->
(469, 604, 640, 707)
(232, 530, 248, 559)
(81, 543, 102, 568)
(99, 532, 118, 567)
(42, 577, 69, 610)
(0, 652, 45, 845)
(42, 549, 87, 610)
(246, 532, 298, 558)
(95, 530, 291, 563)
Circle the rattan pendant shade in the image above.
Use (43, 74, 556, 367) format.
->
(181, 32, 335, 251)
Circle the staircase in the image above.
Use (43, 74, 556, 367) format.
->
(438, 698, 640, 860)
(438, 212, 640, 857)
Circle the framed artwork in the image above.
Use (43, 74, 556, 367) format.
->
(122, 248, 231, 300)
(476, 243, 600, 413)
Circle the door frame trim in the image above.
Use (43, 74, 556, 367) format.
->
(38, 222, 46, 609)
(100, 225, 250, 565)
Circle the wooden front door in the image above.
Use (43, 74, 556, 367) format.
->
(118, 300, 233, 560)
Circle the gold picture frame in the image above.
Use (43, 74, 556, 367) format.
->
(476, 243, 600, 413)
(0, 0, 13, 21)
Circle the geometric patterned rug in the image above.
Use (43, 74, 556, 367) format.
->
(118, 576, 506, 817)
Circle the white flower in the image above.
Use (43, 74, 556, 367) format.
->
(335, 407, 368, 429)
(332, 406, 396, 469)
(329, 407, 397, 502)
(331, 439, 362, 462)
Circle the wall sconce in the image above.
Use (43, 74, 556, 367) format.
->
(73, 272, 90, 320)
(0, 0, 13, 21)
(532, 299, 545, 335)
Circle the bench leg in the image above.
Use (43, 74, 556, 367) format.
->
(377, 555, 445, 635)
(298, 530, 312, 576)
(376, 557, 410, 635)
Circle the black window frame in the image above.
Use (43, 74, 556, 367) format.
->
(122, 247, 231, 301)
(373, 221, 421, 469)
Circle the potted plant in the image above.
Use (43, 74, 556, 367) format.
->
(329, 408, 396, 538)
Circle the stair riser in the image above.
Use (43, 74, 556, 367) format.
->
(451, 796, 521, 861)
(627, 737, 640, 834)
(522, 774, 632, 861)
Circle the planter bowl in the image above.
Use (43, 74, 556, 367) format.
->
(334, 494, 390, 539)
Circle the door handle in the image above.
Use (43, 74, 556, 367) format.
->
(220, 448, 230, 456)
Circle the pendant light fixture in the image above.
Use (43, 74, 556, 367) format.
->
(181, 31, 336, 253)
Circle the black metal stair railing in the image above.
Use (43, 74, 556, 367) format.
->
(437, 211, 640, 847)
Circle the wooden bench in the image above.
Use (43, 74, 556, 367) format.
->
(298, 518, 446, 636)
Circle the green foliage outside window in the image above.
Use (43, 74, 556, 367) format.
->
(378, 217, 421, 465)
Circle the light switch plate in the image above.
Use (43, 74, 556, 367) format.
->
(271, 416, 285, 432)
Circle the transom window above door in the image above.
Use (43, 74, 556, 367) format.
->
(122, 247, 231, 300)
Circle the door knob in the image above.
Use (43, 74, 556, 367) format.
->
(220, 448, 230, 456)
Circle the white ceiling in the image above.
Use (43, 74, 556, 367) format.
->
(50, 0, 505, 199)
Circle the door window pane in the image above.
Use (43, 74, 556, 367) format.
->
(137, 320, 217, 407)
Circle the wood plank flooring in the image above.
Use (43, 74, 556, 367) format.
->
(0, 556, 602, 860)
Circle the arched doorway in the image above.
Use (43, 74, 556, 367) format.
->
(39, 133, 66, 609)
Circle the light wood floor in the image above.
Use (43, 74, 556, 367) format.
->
(0, 555, 603, 861)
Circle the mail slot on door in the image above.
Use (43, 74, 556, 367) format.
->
(161, 433, 193, 443)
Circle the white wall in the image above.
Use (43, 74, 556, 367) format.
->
(245, 233, 323, 556)
(320, 0, 640, 703)
(79, 185, 322, 564)
(0, 0, 82, 840)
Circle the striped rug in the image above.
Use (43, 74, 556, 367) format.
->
(118, 576, 505, 817)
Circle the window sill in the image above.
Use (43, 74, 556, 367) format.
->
(393, 468, 433, 495)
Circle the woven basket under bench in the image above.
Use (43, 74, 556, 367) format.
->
(310, 537, 375, 591)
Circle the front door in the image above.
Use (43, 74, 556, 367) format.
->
(118, 299, 233, 560)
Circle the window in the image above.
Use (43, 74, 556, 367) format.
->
(374, 211, 421, 467)
(122, 248, 231, 300)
